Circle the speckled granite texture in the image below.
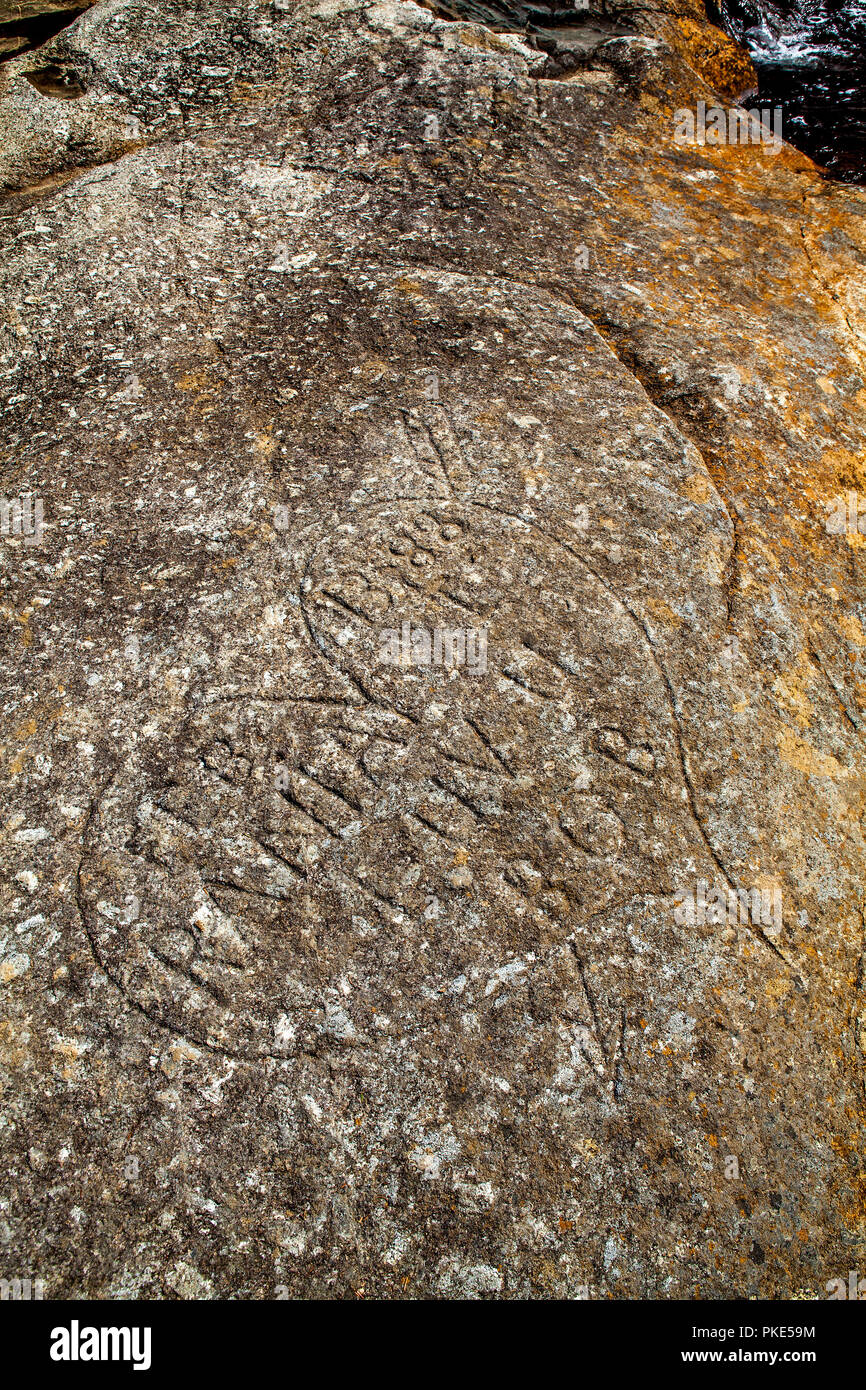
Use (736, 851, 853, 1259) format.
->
(0, 0, 863, 1298)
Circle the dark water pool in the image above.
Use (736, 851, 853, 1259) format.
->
(707, 0, 866, 183)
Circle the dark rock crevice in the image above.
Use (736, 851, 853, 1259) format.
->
(0, 1, 92, 63)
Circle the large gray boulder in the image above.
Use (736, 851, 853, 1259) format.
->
(0, 0, 863, 1298)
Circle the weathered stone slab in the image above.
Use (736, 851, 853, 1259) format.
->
(0, 0, 863, 1299)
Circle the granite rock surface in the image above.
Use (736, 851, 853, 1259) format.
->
(0, 0, 864, 1298)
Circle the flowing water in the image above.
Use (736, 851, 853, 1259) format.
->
(707, 0, 866, 182)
